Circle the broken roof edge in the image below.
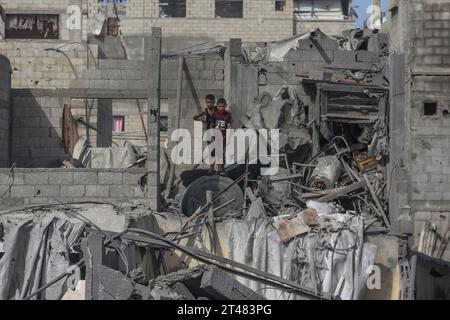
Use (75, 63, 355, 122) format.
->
(162, 45, 226, 59)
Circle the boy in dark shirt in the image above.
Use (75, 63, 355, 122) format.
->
(194, 95, 217, 174)
(210, 98, 233, 174)
(193, 94, 216, 129)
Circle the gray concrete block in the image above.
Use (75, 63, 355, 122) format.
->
(41, 97, 60, 108)
(74, 171, 98, 185)
(82, 69, 103, 80)
(39, 138, 63, 148)
(333, 50, 356, 64)
(25, 172, 49, 185)
(356, 51, 379, 62)
(98, 172, 123, 184)
(35, 185, 60, 197)
(102, 69, 122, 80)
(123, 172, 144, 185)
(121, 70, 144, 80)
(49, 171, 74, 185)
(40, 117, 61, 128)
(109, 185, 133, 198)
(60, 185, 85, 197)
(31, 128, 51, 138)
(11, 186, 35, 198)
(89, 80, 109, 89)
(86, 185, 109, 198)
(108, 80, 128, 90)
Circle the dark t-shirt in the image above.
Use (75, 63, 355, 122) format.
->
(205, 107, 216, 128)
(211, 110, 232, 131)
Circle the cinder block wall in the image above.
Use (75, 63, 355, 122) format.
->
(0, 42, 98, 89)
(0, 56, 11, 167)
(390, 0, 450, 260)
(86, 0, 295, 43)
(0, 168, 148, 209)
(0, 1, 94, 89)
(295, 20, 356, 36)
(11, 95, 69, 168)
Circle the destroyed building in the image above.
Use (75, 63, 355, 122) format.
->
(0, 0, 449, 301)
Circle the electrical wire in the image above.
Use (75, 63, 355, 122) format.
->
(0, 162, 16, 200)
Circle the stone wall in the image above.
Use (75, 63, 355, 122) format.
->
(0, 168, 148, 208)
(0, 56, 11, 167)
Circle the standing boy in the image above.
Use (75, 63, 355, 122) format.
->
(210, 98, 233, 174)
(193, 94, 216, 129)
(193, 95, 217, 173)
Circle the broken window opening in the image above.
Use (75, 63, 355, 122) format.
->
(160, 115, 169, 132)
(215, 0, 244, 19)
(113, 116, 125, 133)
(107, 17, 119, 36)
(97, 0, 128, 20)
(423, 102, 438, 116)
(275, 1, 287, 12)
(159, 0, 187, 18)
(294, 0, 348, 21)
(5, 14, 59, 39)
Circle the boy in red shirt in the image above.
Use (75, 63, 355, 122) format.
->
(210, 98, 232, 174)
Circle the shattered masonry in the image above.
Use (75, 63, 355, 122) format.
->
(0, 0, 449, 301)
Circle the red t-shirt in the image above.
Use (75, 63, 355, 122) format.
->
(211, 110, 232, 131)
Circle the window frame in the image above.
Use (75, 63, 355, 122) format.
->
(4, 13, 60, 40)
(275, 1, 287, 12)
(215, 0, 244, 19)
(159, 0, 187, 18)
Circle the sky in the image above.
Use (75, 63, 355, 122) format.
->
(353, 0, 389, 28)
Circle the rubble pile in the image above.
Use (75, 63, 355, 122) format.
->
(1, 28, 449, 301)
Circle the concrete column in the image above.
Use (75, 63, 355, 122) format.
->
(224, 38, 258, 126)
(388, 53, 412, 236)
(146, 28, 162, 211)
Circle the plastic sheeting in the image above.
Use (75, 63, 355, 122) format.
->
(218, 210, 377, 300)
(242, 29, 339, 63)
(240, 87, 310, 153)
(72, 138, 141, 168)
(0, 215, 84, 300)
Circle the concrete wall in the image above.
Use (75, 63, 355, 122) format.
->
(0, 56, 11, 168)
(0, 41, 98, 89)
(295, 19, 356, 36)
(87, 0, 295, 43)
(11, 94, 69, 168)
(0, 168, 148, 208)
(387, 0, 450, 260)
(0, 0, 95, 89)
(84, 0, 354, 43)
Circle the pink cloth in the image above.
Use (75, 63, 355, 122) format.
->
(113, 116, 124, 132)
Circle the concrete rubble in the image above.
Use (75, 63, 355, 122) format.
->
(0, 13, 449, 299)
